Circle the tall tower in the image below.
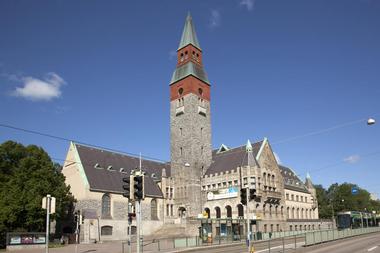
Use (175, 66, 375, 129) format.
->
(170, 13, 212, 218)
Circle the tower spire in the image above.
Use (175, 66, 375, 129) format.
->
(178, 12, 201, 51)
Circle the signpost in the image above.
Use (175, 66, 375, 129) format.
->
(351, 187, 359, 195)
(42, 195, 55, 253)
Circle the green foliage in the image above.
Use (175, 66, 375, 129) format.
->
(0, 141, 74, 248)
(315, 182, 380, 219)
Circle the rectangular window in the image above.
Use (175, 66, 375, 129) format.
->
(166, 204, 170, 216)
(296, 195, 299, 202)
(228, 181, 232, 187)
(212, 184, 216, 189)
(243, 177, 248, 187)
(170, 204, 173, 216)
(305, 197, 308, 203)
(234, 180, 238, 186)
(301, 196, 304, 202)
(166, 187, 169, 199)
(217, 183, 221, 188)
(291, 194, 294, 201)
(222, 182, 227, 187)
(286, 193, 289, 200)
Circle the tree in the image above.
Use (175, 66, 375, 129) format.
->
(0, 141, 74, 248)
(314, 184, 331, 219)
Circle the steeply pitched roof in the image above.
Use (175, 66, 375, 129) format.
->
(74, 143, 170, 198)
(279, 165, 310, 193)
(170, 61, 210, 85)
(205, 141, 263, 176)
(178, 13, 201, 51)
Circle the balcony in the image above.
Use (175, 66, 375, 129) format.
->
(264, 190, 282, 204)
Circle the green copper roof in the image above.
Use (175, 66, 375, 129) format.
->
(170, 61, 210, 85)
(178, 13, 201, 51)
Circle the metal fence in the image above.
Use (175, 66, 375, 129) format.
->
(305, 227, 380, 246)
(121, 227, 380, 253)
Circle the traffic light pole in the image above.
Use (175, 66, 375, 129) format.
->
(136, 200, 141, 253)
(246, 187, 251, 253)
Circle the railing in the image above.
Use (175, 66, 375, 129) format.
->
(305, 227, 380, 246)
(121, 227, 380, 252)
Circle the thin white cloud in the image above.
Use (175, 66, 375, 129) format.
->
(240, 0, 255, 11)
(209, 10, 221, 28)
(343, 154, 361, 164)
(274, 152, 281, 164)
(11, 72, 66, 101)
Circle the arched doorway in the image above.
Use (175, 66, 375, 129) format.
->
(178, 207, 186, 218)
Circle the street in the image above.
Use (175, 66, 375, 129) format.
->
(16, 232, 380, 253)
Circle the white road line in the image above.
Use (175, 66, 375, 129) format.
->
(368, 246, 378, 252)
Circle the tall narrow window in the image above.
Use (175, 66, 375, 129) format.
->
(101, 194, 111, 218)
(180, 147, 183, 156)
(151, 199, 158, 220)
(180, 128, 183, 136)
(201, 146, 203, 155)
(200, 127, 203, 137)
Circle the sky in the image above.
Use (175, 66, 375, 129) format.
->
(0, 0, 379, 197)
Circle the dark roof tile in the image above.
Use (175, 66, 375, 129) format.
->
(75, 144, 170, 198)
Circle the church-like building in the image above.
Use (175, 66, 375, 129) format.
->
(62, 13, 330, 243)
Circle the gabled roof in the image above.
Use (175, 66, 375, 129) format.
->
(205, 141, 263, 176)
(74, 143, 170, 198)
(279, 165, 310, 193)
(170, 61, 210, 85)
(178, 13, 201, 51)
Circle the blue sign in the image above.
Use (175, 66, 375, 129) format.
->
(351, 187, 359, 195)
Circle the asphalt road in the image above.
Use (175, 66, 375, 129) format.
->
(14, 232, 380, 253)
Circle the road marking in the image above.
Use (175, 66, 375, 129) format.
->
(250, 242, 304, 253)
(368, 246, 378, 252)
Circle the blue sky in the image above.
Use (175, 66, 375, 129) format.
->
(0, 0, 379, 197)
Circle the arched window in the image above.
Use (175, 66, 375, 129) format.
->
(101, 226, 112, 236)
(301, 208, 304, 219)
(287, 207, 290, 219)
(204, 207, 211, 218)
(226, 205, 232, 218)
(101, 194, 111, 218)
(237, 204, 244, 217)
(215, 207, 221, 218)
(151, 199, 158, 220)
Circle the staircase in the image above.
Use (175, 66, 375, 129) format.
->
(150, 223, 190, 239)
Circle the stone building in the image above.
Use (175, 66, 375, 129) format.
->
(61, 13, 330, 242)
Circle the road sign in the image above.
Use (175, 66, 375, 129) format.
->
(351, 187, 359, 195)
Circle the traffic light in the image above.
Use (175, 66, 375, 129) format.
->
(249, 188, 257, 201)
(240, 188, 247, 205)
(133, 175, 145, 201)
(122, 176, 133, 200)
(74, 211, 79, 223)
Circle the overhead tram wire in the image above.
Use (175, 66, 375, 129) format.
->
(0, 116, 378, 175)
